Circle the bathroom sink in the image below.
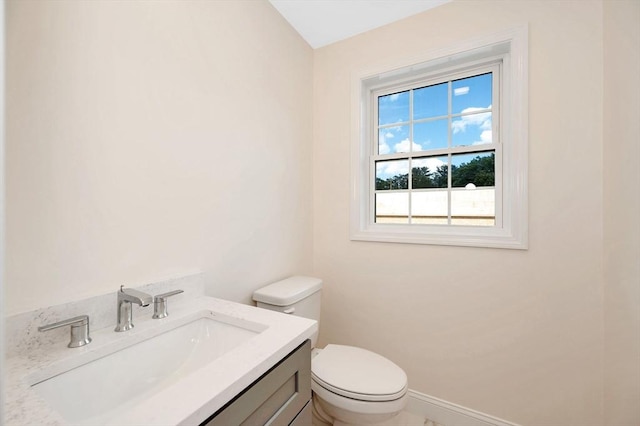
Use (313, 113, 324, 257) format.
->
(30, 312, 265, 425)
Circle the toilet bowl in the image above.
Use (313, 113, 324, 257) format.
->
(253, 276, 408, 425)
(311, 344, 408, 425)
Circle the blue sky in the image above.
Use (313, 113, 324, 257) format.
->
(376, 73, 493, 180)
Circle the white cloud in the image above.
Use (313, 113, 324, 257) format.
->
(389, 93, 401, 101)
(378, 131, 393, 154)
(471, 130, 493, 145)
(394, 138, 423, 153)
(377, 160, 408, 178)
(454, 86, 469, 96)
(413, 157, 446, 171)
(482, 129, 491, 141)
(379, 143, 390, 155)
(451, 106, 492, 134)
(378, 154, 446, 179)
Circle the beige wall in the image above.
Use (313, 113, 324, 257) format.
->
(603, 1, 640, 425)
(313, 1, 606, 424)
(6, 0, 314, 315)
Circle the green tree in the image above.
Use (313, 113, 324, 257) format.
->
(412, 166, 433, 189)
(376, 153, 494, 190)
(376, 173, 408, 190)
(432, 165, 448, 188)
(451, 154, 495, 187)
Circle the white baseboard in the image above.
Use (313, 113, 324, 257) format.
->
(405, 390, 521, 426)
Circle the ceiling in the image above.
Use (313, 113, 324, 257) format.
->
(269, 0, 451, 49)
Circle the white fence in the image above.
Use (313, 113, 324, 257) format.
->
(376, 187, 495, 226)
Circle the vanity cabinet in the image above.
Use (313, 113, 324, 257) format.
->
(203, 340, 311, 426)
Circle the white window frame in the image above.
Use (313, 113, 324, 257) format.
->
(350, 26, 528, 249)
(372, 63, 501, 227)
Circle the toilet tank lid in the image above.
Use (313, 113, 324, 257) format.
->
(253, 276, 322, 306)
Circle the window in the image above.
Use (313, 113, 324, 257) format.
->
(350, 27, 528, 249)
(374, 67, 498, 227)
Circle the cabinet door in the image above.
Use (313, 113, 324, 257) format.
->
(203, 340, 311, 426)
(289, 401, 312, 426)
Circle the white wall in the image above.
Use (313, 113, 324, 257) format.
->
(603, 1, 640, 424)
(6, 0, 314, 315)
(1, 1, 6, 422)
(313, 1, 605, 424)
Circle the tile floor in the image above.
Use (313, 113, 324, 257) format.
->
(375, 410, 443, 426)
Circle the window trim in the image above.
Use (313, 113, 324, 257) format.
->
(350, 26, 528, 249)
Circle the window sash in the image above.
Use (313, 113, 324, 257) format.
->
(369, 63, 502, 228)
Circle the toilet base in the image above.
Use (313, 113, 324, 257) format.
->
(312, 392, 405, 426)
(311, 397, 333, 426)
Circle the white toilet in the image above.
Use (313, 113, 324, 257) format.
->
(253, 276, 408, 426)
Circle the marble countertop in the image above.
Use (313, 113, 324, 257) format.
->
(5, 296, 317, 426)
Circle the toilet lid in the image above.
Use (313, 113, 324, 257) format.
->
(311, 344, 407, 402)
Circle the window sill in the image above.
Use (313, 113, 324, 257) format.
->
(350, 223, 528, 250)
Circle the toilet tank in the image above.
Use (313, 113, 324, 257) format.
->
(253, 276, 322, 347)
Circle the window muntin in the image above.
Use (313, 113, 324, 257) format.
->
(373, 66, 499, 227)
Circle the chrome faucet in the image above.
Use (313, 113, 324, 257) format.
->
(115, 285, 152, 332)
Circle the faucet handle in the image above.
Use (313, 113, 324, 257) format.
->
(38, 315, 92, 348)
(152, 289, 184, 319)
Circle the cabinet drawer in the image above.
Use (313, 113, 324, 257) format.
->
(203, 340, 311, 426)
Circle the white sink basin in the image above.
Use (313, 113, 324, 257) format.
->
(30, 312, 265, 425)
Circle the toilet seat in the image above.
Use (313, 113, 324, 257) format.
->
(311, 344, 408, 402)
